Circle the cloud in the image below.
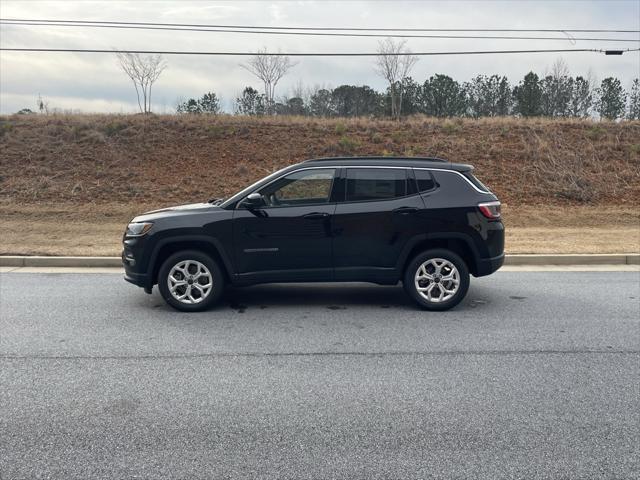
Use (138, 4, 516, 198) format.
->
(1, 0, 638, 114)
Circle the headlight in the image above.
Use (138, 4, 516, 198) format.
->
(126, 222, 153, 237)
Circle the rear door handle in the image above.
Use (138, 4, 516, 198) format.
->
(393, 207, 419, 215)
(303, 212, 330, 220)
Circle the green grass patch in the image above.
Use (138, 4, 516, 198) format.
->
(442, 120, 461, 134)
(585, 125, 605, 140)
(334, 122, 347, 135)
(102, 121, 128, 137)
(337, 135, 360, 152)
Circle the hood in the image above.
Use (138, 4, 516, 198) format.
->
(145, 202, 214, 214)
(132, 202, 221, 222)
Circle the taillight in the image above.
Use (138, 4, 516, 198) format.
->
(478, 201, 501, 219)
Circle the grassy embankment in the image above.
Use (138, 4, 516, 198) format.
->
(1, 114, 638, 255)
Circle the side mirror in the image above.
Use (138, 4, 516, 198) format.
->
(245, 192, 264, 209)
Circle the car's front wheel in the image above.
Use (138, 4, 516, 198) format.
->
(404, 249, 470, 311)
(158, 250, 224, 312)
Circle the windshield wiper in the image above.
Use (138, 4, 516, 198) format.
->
(207, 197, 225, 205)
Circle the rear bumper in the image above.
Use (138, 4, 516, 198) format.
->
(475, 252, 505, 277)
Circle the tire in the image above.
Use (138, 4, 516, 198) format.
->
(403, 249, 470, 311)
(157, 250, 225, 312)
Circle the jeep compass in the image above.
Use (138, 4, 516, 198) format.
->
(122, 157, 504, 311)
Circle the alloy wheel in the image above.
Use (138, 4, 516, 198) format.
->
(167, 260, 213, 304)
(414, 258, 460, 303)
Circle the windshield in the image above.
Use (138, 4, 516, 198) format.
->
(219, 165, 292, 208)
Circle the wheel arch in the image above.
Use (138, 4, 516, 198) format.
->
(398, 233, 480, 277)
(149, 236, 234, 286)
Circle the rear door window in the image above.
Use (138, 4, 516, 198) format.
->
(345, 168, 407, 202)
(414, 169, 437, 192)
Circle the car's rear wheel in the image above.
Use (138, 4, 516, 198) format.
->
(404, 249, 470, 311)
(158, 250, 224, 312)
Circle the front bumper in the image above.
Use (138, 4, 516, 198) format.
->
(475, 252, 505, 277)
(122, 250, 152, 293)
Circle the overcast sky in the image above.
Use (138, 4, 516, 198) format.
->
(1, 0, 638, 114)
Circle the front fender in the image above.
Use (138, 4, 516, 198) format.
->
(147, 234, 235, 286)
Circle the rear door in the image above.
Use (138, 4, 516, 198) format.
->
(331, 167, 425, 281)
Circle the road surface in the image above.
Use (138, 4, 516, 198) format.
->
(1, 270, 639, 479)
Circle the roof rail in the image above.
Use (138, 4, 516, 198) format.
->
(303, 156, 449, 163)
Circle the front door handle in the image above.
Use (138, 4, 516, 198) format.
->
(303, 212, 330, 220)
(393, 207, 419, 215)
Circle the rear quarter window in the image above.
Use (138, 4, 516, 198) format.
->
(462, 172, 491, 193)
(429, 170, 491, 206)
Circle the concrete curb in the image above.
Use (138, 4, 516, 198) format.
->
(504, 254, 640, 266)
(1, 254, 638, 268)
(0, 256, 122, 267)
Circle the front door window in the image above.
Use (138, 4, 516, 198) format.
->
(259, 169, 336, 207)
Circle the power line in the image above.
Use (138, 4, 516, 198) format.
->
(3, 47, 638, 56)
(1, 18, 638, 34)
(1, 20, 638, 42)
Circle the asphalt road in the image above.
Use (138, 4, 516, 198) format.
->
(1, 271, 639, 479)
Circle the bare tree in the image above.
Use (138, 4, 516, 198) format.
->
(375, 38, 418, 120)
(115, 52, 167, 114)
(549, 58, 570, 80)
(36, 94, 49, 115)
(241, 48, 296, 114)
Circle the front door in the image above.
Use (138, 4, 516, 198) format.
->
(232, 168, 337, 282)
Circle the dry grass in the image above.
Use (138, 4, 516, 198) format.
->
(1, 114, 639, 207)
(1, 203, 637, 256)
(1, 114, 639, 256)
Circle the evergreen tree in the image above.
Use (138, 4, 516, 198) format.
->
(596, 77, 627, 120)
(568, 76, 593, 118)
(309, 89, 334, 117)
(513, 72, 543, 117)
(540, 75, 572, 117)
(285, 97, 306, 116)
(464, 75, 512, 117)
(420, 74, 466, 117)
(399, 77, 422, 116)
(198, 92, 220, 114)
(235, 87, 266, 116)
(332, 85, 383, 117)
(495, 76, 513, 116)
(176, 98, 200, 114)
(176, 92, 220, 114)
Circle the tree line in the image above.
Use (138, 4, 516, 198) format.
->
(18, 40, 640, 121)
(179, 71, 639, 121)
(120, 42, 640, 121)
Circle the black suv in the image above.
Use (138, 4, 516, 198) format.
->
(123, 157, 504, 311)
